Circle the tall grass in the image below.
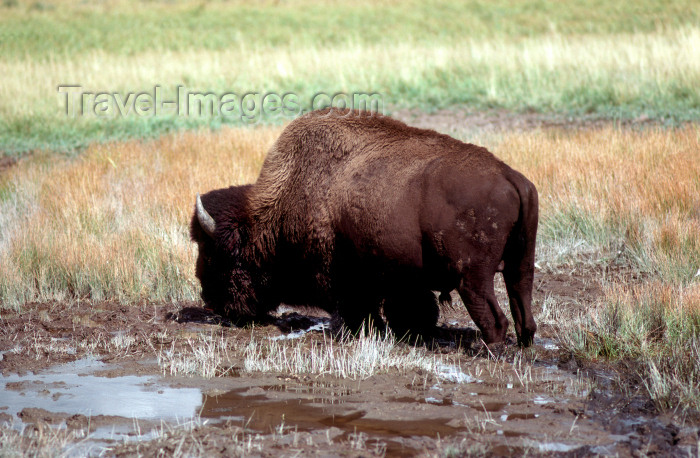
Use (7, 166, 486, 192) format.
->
(490, 126, 700, 411)
(0, 126, 276, 307)
(559, 282, 700, 412)
(1, 0, 700, 154)
(493, 126, 700, 281)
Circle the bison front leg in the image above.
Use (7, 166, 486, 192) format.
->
(383, 288, 439, 339)
(458, 270, 509, 346)
(334, 293, 384, 336)
(334, 309, 384, 337)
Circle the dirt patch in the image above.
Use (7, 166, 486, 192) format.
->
(391, 108, 671, 139)
(0, 156, 17, 174)
(0, 301, 200, 375)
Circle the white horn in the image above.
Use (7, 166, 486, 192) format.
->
(195, 193, 216, 237)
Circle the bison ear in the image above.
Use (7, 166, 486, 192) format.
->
(195, 193, 217, 238)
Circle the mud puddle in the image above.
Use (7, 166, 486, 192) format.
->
(0, 352, 598, 456)
(1, 358, 201, 420)
(0, 358, 475, 455)
(201, 385, 467, 455)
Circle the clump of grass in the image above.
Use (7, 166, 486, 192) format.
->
(564, 282, 700, 360)
(0, 422, 85, 458)
(157, 324, 473, 382)
(158, 333, 233, 379)
(242, 326, 456, 380)
(644, 341, 700, 413)
(561, 282, 700, 411)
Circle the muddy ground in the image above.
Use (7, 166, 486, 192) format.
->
(2, 265, 699, 457)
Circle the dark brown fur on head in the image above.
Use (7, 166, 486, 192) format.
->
(190, 185, 268, 324)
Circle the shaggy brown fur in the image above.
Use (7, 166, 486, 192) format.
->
(191, 109, 538, 346)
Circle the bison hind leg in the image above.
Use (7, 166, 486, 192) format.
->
(458, 271, 509, 345)
(383, 289, 439, 340)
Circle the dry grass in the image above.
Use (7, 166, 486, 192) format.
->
(156, 325, 473, 382)
(157, 332, 232, 378)
(488, 126, 700, 410)
(0, 126, 277, 307)
(241, 326, 469, 381)
(0, 422, 89, 458)
(492, 126, 700, 280)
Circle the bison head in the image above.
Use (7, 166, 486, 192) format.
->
(190, 185, 263, 323)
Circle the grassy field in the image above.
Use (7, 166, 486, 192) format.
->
(1, 0, 700, 154)
(1, 0, 699, 417)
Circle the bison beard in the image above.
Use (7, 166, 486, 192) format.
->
(190, 109, 539, 346)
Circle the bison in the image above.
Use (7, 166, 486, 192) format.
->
(191, 109, 538, 346)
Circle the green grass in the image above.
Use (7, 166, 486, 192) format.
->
(543, 203, 700, 412)
(559, 282, 700, 413)
(2, 0, 697, 58)
(1, 0, 700, 155)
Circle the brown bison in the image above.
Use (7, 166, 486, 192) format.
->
(191, 109, 538, 346)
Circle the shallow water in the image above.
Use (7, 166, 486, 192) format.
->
(0, 356, 554, 455)
(1, 358, 202, 421)
(200, 386, 463, 454)
(0, 340, 682, 457)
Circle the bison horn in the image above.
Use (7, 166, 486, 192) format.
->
(195, 193, 216, 237)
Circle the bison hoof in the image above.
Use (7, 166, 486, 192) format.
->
(517, 334, 534, 348)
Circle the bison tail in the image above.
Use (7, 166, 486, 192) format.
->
(502, 173, 539, 347)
